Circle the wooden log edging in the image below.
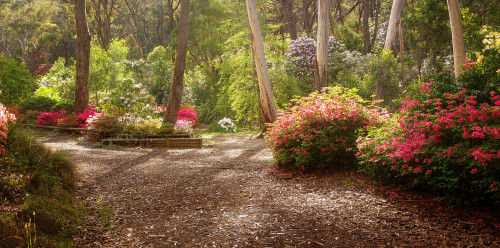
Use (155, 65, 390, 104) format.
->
(100, 137, 203, 148)
(23, 124, 101, 133)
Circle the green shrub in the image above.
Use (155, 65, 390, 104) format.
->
(0, 56, 36, 105)
(20, 96, 58, 112)
(265, 87, 386, 171)
(52, 101, 75, 113)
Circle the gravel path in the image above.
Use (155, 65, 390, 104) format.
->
(41, 133, 500, 247)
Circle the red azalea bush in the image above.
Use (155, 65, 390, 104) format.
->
(357, 83, 500, 206)
(75, 107, 97, 128)
(177, 105, 198, 128)
(265, 87, 387, 171)
(37, 111, 65, 126)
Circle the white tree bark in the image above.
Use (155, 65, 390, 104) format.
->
(246, 0, 277, 123)
(447, 0, 466, 78)
(314, 0, 329, 91)
(384, 0, 403, 51)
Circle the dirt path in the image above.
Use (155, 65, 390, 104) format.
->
(41, 133, 499, 247)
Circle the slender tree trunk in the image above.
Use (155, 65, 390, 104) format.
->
(302, 0, 316, 36)
(447, 0, 465, 77)
(363, 0, 370, 54)
(314, 0, 329, 91)
(74, 0, 91, 113)
(384, 0, 403, 51)
(163, 0, 190, 125)
(246, 0, 277, 124)
(370, 0, 379, 49)
(90, 0, 114, 50)
(399, 21, 405, 88)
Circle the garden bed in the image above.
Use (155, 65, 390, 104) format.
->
(100, 137, 203, 148)
(24, 124, 202, 148)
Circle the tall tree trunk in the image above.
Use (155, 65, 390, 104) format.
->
(370, 0, 379, 49)
(314, 0, 329, 91)
(447, 0, 465, 77)
(74, 0, 91, 113)
(384, 0, 403, 51)
(399, 21, 405, 88)
(163, 0, 190, 125)
(286, 0, 298, 40)
(363, 0, 370, 54)
(246, 0, 277, 124)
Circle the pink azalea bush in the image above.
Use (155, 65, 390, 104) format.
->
(1, 104, 17, 155)
(357, 82, 500, 206)
(37, 111, 65, 126)
(75, 107, 97, 128)
(265, 87, 387, 170)
(177, 105, 198, 128)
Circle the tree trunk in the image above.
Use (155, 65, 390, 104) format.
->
(447, 0, 465, 78)
(163, 0, 190, 125)
(384, 0, 403, 51)
(302, 0, 316, 36)
(314, 0, 329, 91)
(90, 0, 114, 50)
(370, 0, 379, 49)
(246, 0, 277, 124)
(363, 0, 370, 54)
(74, 0, 91, 113)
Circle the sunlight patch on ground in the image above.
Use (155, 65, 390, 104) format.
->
(222, 149, 244, 159)
(249, 149, 273, 162)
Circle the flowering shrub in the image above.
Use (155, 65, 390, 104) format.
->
(1, 104, 17, 155)
(75, 107, 97, 128)
(56, 116, 80, 128)
(285, 36, 344, 78)
(177, 105, 198, 127)
(37, 111, 65, 126)
(175, 119, 194, 135)
(87, 114, 124, 134)
(357, 84, 500, 206)
(266, 87, 386, 171)
(217, 117, 236, 132)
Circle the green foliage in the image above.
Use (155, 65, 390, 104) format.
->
(20, 96, 57, 112)
(144, 46, 174, 105)
(37, 57, 76, 103)
(1, 124, 81, 243)
(52, 101, 75, 113)
(90, 39, 129, 102)
(0, 56, 36, 105)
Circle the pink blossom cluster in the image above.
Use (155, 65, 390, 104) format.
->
(37, 111, 65, 126)
(177, 107, 198, 128)
(265, 87, 385, 170)
(38, 107, 98, 128)
(75, 107, 97, 128)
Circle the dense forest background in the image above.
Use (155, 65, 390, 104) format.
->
(1, 0, 499, 126)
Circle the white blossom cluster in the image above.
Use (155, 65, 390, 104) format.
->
(218, 117, 236, 132)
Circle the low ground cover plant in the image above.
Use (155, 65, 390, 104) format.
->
(1, 115, 82, 246)
(265, 87, 387, 171)
(357, 82, 500, 206)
